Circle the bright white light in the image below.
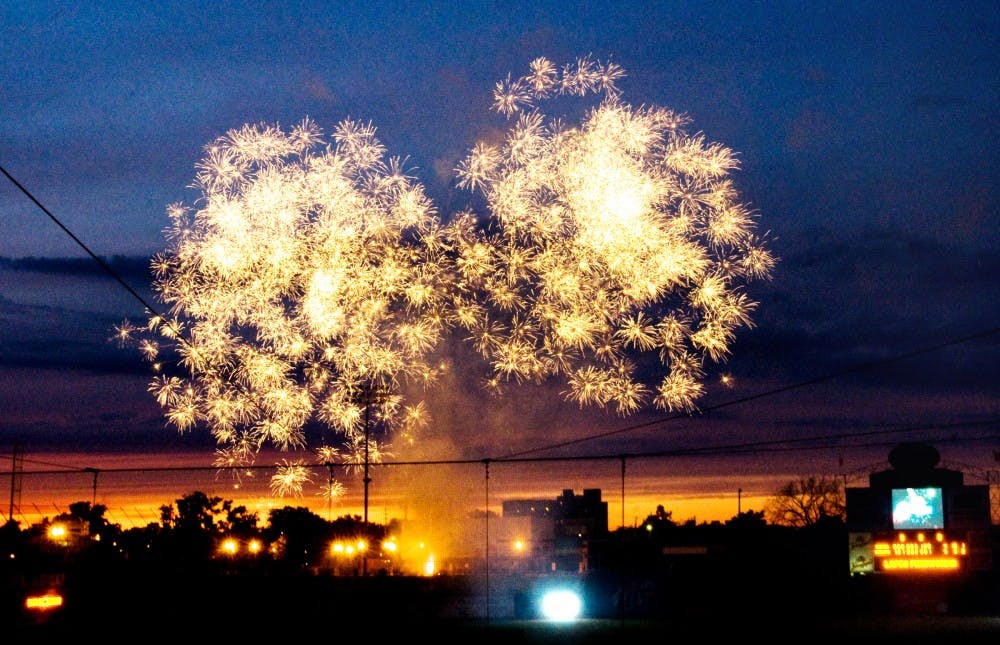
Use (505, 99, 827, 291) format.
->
(539, 589, 583, 622)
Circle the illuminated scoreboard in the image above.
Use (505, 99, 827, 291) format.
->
(846, 455, 993, 576)
(872, 531, 968, 572)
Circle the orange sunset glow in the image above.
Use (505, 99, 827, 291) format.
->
(2, 2, 997, 640)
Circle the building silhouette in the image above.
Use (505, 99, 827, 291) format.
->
(501, 488, 608, 573)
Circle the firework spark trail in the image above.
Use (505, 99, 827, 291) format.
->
(120, 56, 775, 498)
(270, 459, 314, 497)
(452, 55, 775, 415)
(120, 117, 454, 497)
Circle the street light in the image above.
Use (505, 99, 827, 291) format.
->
(47, 523, 67, 544)
(220, 538, 239, 556)
(540, 588, 584, 622)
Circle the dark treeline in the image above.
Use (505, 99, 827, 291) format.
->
(3, 491, 1000, 643)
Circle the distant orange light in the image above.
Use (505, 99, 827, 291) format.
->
(26, 593, 63, 610)
(882, 558, 960, 571)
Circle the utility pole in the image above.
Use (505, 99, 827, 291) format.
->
(84, 468, 99, 506)
(356, 382, 390, 525)
(8, 444, 23, 523)
(484, 459, 490, 624)
(363, 400, 371, 526)
(327, 463, 336, 521)
(356, 381, 387, 577)
(620, 455, 626, 627)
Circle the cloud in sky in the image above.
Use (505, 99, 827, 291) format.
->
(0, 2, 996, 478)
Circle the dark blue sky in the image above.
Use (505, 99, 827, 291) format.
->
(1, 2, 997, 480)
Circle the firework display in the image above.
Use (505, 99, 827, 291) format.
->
(451, 56, 774, 413)
(120, 117, 452, 499)
(119, 57, 774, 498)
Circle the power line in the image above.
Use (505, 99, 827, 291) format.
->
(1, 164, 164, 322)
(3, 164, 997, 474)
(631, 420, 1000, 460)
(3, 417, 997, 477)
(0, 455, 91, 471)
(501, 326, 1000, 459)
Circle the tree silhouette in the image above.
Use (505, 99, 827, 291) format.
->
(265, 505, 333, 568)
(640, 504, 677, 533)
(54, 501, 98, 533)
(764, 476, 846, 527)
(158, 490, 227, 561)
(172, 490, 225, 532)
(725, 509, 767, 529)
(219, 504, 259, 536)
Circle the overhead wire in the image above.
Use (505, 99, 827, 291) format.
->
(2, 417, 998, 477)
(500, 327, 1000, 459)
(1, 164, 164, 321)
(2, 165, 997, 476)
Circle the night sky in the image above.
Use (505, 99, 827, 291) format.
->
(1, 2, 997, 496)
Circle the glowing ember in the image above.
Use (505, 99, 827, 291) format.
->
(120, 117, 453, 494)
(452, 56, 774, 414)
(118, 56, 773, 498)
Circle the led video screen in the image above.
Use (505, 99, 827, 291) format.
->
(891, 487, 944, 530)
